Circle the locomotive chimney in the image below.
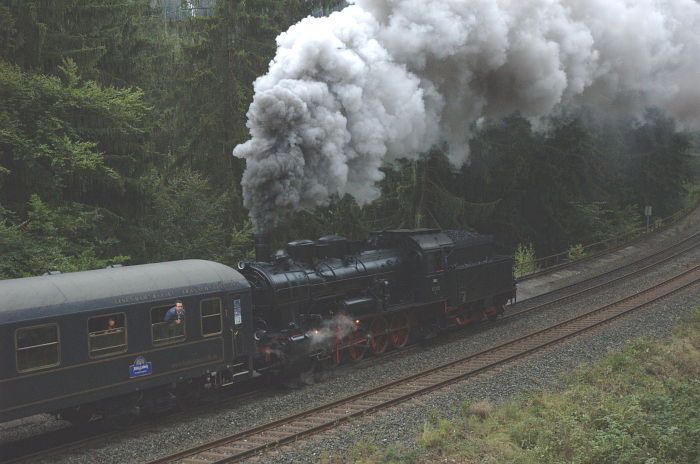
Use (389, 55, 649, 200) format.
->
(253, 233, 271, 262)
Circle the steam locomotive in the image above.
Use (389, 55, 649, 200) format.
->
(0, 229, 515, 425)
(244, 229, 516, 371)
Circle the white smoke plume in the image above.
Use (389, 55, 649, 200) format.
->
(233, 0, 700, 231)
(307, 313, 357, 348)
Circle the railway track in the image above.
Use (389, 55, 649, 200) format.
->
(4, 231, 699, 464)
(507, 229, 700, 314)
(516, 201, 700, 281)
(150, 264, 700, 464)
(0, 385, 265, 464)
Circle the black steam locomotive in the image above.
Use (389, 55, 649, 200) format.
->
(0, 229, 515, 425)
(244, 229, 515, 370)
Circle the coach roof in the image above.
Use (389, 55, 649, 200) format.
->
(0, 260, 249, 324)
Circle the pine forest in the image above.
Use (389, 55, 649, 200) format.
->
(1, 0, 698, 279)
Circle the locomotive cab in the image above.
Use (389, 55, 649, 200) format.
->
(378, 229, 454, 300)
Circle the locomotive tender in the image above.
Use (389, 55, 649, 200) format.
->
(0, 229, 515, 425)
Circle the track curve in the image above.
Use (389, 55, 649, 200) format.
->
(150, 264, 700, 464)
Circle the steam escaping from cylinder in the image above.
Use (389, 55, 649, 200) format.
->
(307, 314, 357, 348)
(233, 0, 700, 232)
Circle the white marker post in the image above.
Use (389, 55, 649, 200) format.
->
(645, 205, 653, 232)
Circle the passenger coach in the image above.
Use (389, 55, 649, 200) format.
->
(0, 260, 253, 425)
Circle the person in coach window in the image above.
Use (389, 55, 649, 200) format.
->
(163, 300, 185, 324)
(163, 300, 185, 337)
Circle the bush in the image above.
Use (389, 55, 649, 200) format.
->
(566, 243, 586, 261)
(514, 243, 538, 277)
(464, 400, 493, 420)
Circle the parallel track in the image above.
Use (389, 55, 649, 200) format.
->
(504, 229, 700, 319)
(0, 386, 265, 464)
(151, 264, 700, 464)
(517, 202, 699, 281)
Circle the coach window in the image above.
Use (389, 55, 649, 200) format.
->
(200, 298, 222, 336)
(151, 304, 186, 344)
(88, 313, 127, 357)
(15, 324, 60, 373)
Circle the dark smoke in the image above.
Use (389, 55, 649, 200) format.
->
(234, 0, 700, 232)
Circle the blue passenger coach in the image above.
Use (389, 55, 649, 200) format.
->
(0, 260, 253, 424)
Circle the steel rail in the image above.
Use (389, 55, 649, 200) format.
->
(151, 264, 700, 464)
(0, 387, 264, 464)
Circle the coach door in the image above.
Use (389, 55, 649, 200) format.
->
(227, 291, 254, 382)
(230, 295, 245, 357)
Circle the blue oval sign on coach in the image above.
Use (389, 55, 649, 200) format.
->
(129, 356, 152, 378)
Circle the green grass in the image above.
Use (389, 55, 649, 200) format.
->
(341, 309, 700, 463)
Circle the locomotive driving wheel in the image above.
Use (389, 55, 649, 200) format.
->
(345, 327, 368, 362)
(369, 316, 389, 354)
(389, 313, 410, 348)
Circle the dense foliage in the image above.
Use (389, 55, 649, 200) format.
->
(0, 0, 698, 278)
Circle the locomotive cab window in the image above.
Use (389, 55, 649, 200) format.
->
(15, 324, 60, 373)
(425, 252, 445, 274)
(88, 313, 127, 357)
(151, 304, 186, 344)
(200, 298, 222, 336)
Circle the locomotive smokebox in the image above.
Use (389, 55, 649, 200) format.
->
(253, 233, 271, 262)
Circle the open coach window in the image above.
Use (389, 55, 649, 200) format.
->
(15, 324, 60, 372)
(200, 298, 222, 336)
(151, 304, 185, 344)
(88, 313, 127, 357)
